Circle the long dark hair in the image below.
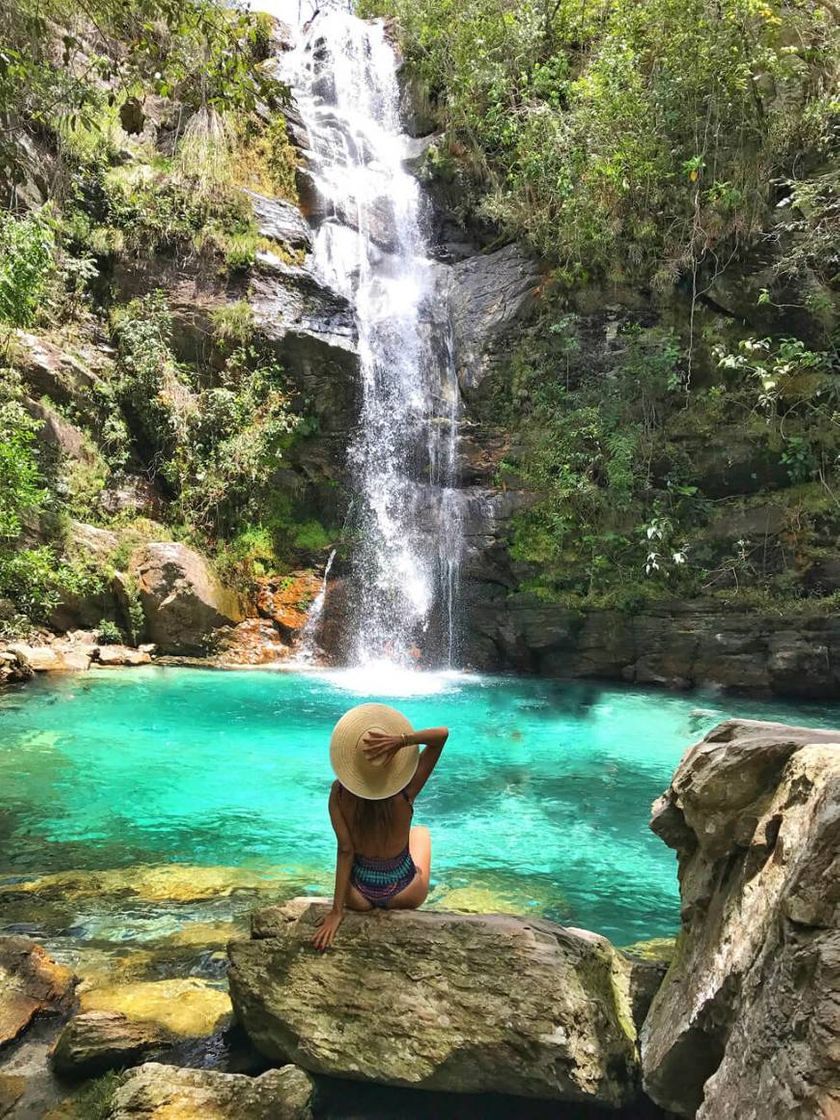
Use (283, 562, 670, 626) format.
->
(351, 793, 395, 846)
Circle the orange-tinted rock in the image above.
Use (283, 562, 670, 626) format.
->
(216, 619, 290, 665)
(256, 572, 320, 640)
(0, 937, 75, 1048)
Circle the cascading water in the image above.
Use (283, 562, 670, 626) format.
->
(274, 0, 462, 668)
(296, 547, 337, 663)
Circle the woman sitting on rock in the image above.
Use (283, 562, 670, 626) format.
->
(313, 703, 448, 950)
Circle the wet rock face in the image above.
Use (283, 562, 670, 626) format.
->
(641, 719, 840, 1119)
(463, 593, 840, 698)
(448, 244, 540, 398)
(78, 978, 231, 1039)
(247, 252, 359, 445)
(0, 937, 75, 1049)
(131, 542, 244, 655)
(229, 898, 641, 1106)
(106, 1062, 315, 1120)
(245, 189, 312, 250)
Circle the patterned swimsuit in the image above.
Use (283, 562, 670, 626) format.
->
(347, 788, 418, 908)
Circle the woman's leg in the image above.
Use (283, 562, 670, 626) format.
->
(386, 826, 431, 910)
(345, 882, 374, 911)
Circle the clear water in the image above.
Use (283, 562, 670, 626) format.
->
(2, 667, 839, 946)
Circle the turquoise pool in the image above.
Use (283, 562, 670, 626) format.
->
(2, 665, 839, 945)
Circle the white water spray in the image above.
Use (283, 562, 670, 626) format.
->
(270, 0, 463, 668)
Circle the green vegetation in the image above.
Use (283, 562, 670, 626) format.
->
(363, 0, 838, 299)
(0, 0, 318, 631)
(0, 210, 54, 330)
(61, 1072, 124, 1120)
(364, 0, 839, 610)
(494, 310, 839, 607)
(110, 292, 300, 536)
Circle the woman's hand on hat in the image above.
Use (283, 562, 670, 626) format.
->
(362, 729, 407, 762)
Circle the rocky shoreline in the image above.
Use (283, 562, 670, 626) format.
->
(1, 718, 836, 1118)
(462, 592, 840, 699)
(4, 594, 840, 702)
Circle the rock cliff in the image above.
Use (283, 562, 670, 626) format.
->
(641, 719, 840, 1118)
(462, 593, 840, 698)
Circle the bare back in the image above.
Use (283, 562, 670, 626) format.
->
(336, 784, 413, 859)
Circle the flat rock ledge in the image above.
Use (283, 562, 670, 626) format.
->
(228, 898, 643, 1106)
(641, 719, 840, 1119)
(106, 1062, 314, 1120)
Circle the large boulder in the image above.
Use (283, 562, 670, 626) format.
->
(106, 1063, 314, 1120)
(228, 898, 641, 1106)
(4, 642, 92, 672)
(641, 719, 840, 1119)
(21, 396, 96, 463)
(0, 647, 33, 686)
(0, 936, 75, 1048)
(131, 542, 244, 655)
(15, 332, 111, 417)
(51, 1010, 175, 1079)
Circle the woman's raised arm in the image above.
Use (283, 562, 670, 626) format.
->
(363, 726, 448, 802)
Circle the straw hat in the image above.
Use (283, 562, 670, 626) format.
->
(329, 703, 418, 800)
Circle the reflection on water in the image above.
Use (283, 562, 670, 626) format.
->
(1, 667, 839, 951)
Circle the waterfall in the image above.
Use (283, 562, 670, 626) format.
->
(275, 0, 462, 668)
(296, 547, 337, 663)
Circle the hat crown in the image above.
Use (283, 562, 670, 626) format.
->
(329, 703, 418, 800)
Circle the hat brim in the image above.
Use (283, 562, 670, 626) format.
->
(329, 703, 418, 800)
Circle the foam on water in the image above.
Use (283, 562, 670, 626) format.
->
(313, 662, 478, 697)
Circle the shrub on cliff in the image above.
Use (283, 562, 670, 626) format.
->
(364, 0, 838, 299)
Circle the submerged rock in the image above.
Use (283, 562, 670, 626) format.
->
(0, 1074, 26, 1115)
(131, 542, 244, 655)
(0, 862, 305, 904)
(641, 719, 840, 1119)
(106, 1062, 314, 1120)
(228, 897, 641, 1106)
(79, 979, 231, 1038)
(0, 937, 75, 1049)
(51, 1010, 175, 1079)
